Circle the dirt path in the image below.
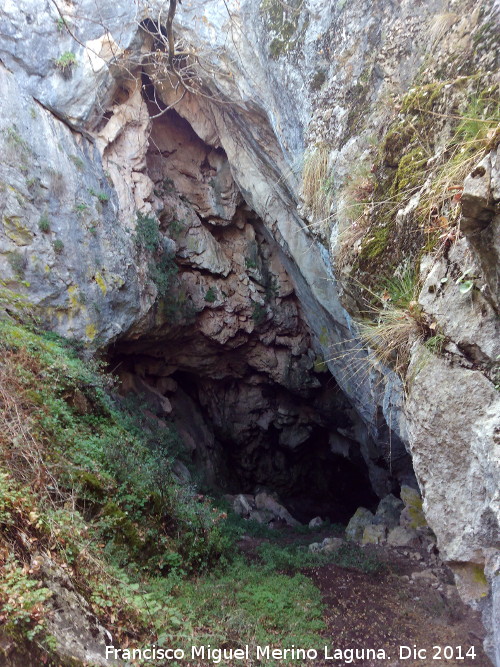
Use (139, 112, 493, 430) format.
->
(308, 546, 489, 667)
(239, 532, 490, 667)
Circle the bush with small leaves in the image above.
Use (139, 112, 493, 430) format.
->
(7, 251, 26, 278)
(38, 216, 50, 233)
(54, 52, 77, 72)
(88, 188, 110, 203)
(204, 286, 217, 303)
(52, 239, 64, 254)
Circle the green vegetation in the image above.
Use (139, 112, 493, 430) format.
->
(204, 286, 217, 303)
(135, 212, 162, 253)
(342, 76, 499, 288)
(153, 177, 175, 198)
(251, 301, 267, 326)
(261, 0, 305, 59)
(350, 269, 430, 378)
(54, 51, 77, 72)
(52, 239, 64, 254)
(69, 154, 84, 170)
(7, 251, 26, 279)
(148, 252, 178, 299)
(382, 266, 419, 309)
(168, 218, 185, 238)
(256, 541, 383, 575)
(0, 320, 234, 655)
(175, 560, 324, 651)
(38, 216, 50, 233)
(134, 212, 180, 306)
(55, 17, 70, 33)
(334, 74, 499, 380)
(455, 268, 477, 294)
(424, 333, 446, 355)
(74, 202, 88, 213)
(88, 188, 110, 203)
(5, 126, 30, 153)
(1, 320, 389, 662)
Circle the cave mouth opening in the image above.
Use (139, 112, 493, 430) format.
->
(107, 342, 381, 527)
(172, 369, 379, 525)
(103, 84, 395, 527)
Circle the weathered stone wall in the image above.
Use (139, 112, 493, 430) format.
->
(0, 0, 498, 660)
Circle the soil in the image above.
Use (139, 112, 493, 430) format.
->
(238, 531, 490, 667)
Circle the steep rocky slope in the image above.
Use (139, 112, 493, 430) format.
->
(0, 0, 498, 662)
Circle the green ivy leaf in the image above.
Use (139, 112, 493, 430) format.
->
(459, 280, 474, 294)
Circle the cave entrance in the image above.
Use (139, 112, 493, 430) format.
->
(172, 369, 378, 524)
(107, 341, 380, 526)
(105, 83, 391, 526)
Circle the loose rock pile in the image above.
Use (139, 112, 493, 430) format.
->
(226, 491, 300, 527)
(308, 485, 435, 555)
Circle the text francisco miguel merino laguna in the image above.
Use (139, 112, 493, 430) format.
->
(106, 643, 473, 663)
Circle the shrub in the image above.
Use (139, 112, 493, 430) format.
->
(52, 239, 64, 254)
(204, 286, 217, 303)
(302, 144, 333, 220)
(7, 252, 26, 278)
(148, 252, 178, 298)
(54, 52, 77, 72)
(88, 188, 109, 203)
(69, 155, 84, 170)
(251, 302, 267, 325)
(38, 216, 50, 233)
(0, 557, 53, 639)
(168, 218, 185, 238)
(135, 212, 161, 253)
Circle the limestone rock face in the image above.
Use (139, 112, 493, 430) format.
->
(0, 0, 138, 127)
(461, 147, 500, 313)
(404, 150, 500, 661)
(405, 356, 500, 593)
(40, 556, 115, 666)
(0, 64, 145, 344)
(1, 0, 499, 660)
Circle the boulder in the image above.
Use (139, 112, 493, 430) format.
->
(248, 509, 274, 524)
(400, 485, 427, 529)
(362, 524, 387, 545)
(309, 516, 323, 529)
(321, 537, 343, 553)
(387, 526, 419, 547)
(345, 507, 375, 542)
(254, 491, 300, 527)
(376, 494, 404, 529)
(233, 494, 255, 518)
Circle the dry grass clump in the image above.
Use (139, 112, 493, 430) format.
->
(427, 13, 458, 48)
(358, 306, 425, 377)
(302, 144, 333, 221)
(335, 163, 375, 267)
(418, 95, 500, 230)
(0, 349, 58, 494)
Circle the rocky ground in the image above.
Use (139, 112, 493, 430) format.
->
(238, 528, 489, 667)
(234, 487, 490, 667)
